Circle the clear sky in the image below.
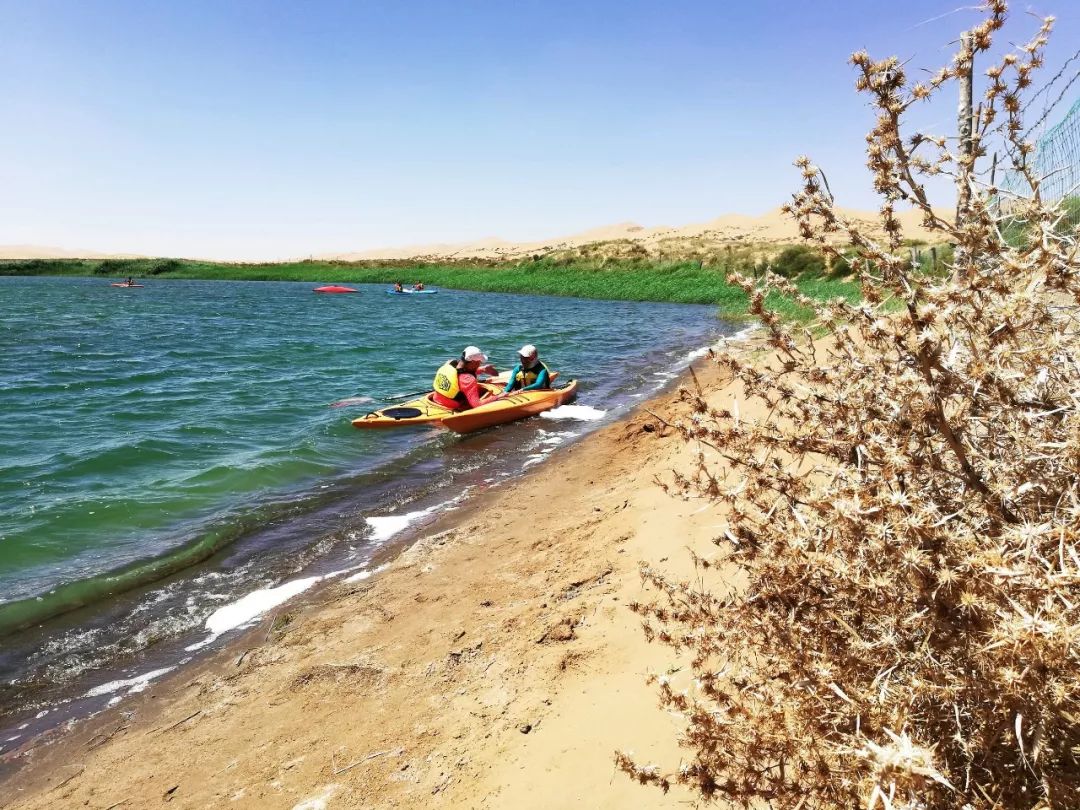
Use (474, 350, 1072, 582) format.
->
(1, 0, 1077, 260)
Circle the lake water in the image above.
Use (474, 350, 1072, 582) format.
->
(0, 276, 735, 746)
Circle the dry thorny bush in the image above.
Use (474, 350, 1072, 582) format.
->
(619, 3, 1080, 808)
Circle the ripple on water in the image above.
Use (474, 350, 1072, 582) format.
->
(0, 277, 735, 714)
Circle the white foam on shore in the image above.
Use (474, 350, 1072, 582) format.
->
(541, 404, 607, 422)
(365, 495, 463, 543)
(686, 326, 758, 363)
(182, 497, 463, 653)
(539, 431, 573, 445)
(204, 575, 322, 638)
(184, 564, 382, 651)
(366, 514, 418, 543)
(84, 666, 175, 698)
(344, 565, 386, 584)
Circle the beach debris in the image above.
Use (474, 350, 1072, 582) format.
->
(290, 662, 384, 690)
(558, 650, 591, 672)
(518, 723, 532, 734)
(148, 709, 201, 736)
(446, 641, 483, 668)
(162, 784, 179, 801)
(431, 772, 452, 794)
(87, 721, 130, 750)
(265, 610, 296, 642)
(537, 617, 577, 644)
(331, 748, 398, 775)
(558, 566, 613, 602)
(49, 764, 85, 791)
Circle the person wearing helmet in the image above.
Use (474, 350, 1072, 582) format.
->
(432, 346, 499, 410)
(503, 344, 552, 393)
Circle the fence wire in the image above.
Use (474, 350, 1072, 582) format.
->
(998, 96, 1080, 230)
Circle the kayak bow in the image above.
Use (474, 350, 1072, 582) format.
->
(440, 381, 578, 434)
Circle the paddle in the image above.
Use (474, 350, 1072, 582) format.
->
(329, 367, 510, 408)
(328, 388, 438, 408)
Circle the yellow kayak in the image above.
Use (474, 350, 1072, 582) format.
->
(439, 380, 578, 434)
(350, 373, 569, 432)
(350, 383, 502, 429)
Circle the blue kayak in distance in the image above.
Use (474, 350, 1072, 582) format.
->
(387, 288, 438, 295)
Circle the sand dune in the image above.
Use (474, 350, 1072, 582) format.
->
(1, 206, 947, 264)
(325, 206, 947, 262)
(0, 245, 143, 260)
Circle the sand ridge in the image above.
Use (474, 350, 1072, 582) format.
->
(0, 245, 144, 260)
(1, 205, 945, 263)
(324, 206, 946, 262)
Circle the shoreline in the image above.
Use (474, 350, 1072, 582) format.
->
(2, 343, 753, 809)
(0, 322, 730, 745)
(2, 275, 738, 745)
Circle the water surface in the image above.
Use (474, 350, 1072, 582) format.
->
(0, 276, 732, 743)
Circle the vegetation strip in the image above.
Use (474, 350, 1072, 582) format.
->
(1, 251, 865, 319)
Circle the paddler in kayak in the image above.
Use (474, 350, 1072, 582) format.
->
(393, 281, 404, 292)
(432, 346, 500, 411)
(502, 344, 552, 393)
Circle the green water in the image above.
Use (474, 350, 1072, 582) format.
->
(0, 277, 727, 629)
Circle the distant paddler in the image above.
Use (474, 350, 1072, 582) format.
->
(432, 346, 500, 411)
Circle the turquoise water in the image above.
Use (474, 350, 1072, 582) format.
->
(0, 276, 729, 728)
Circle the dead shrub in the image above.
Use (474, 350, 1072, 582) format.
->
(620, 2, 1080, 807)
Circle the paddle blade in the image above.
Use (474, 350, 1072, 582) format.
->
(329, 396, 375, 408)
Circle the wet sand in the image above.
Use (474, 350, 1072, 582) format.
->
(3, 351, 753, 809)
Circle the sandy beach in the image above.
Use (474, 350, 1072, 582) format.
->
(1, 346, 754, 810)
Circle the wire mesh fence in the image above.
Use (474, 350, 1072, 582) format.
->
(998, 96, 1080, 231)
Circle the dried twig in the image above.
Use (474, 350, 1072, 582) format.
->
(332, 749, 395, 775)
(50, 765, 84, 791)
(148, 710, 201, 736)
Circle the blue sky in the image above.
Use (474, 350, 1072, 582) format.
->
(1, 1, 1077, 260)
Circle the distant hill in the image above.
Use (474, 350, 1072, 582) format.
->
(320, 206, 949, 263)
(1, 206, 948, 264)
(0, 245, 144, 260)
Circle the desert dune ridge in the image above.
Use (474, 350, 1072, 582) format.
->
(321, 205, 946, 262)
(1, 206, 946, 263)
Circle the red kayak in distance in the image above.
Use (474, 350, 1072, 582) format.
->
(111, 283, 144, 288)
(313, 285, 358, 294)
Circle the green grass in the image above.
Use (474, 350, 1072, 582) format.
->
(1, 256, 862, 321)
